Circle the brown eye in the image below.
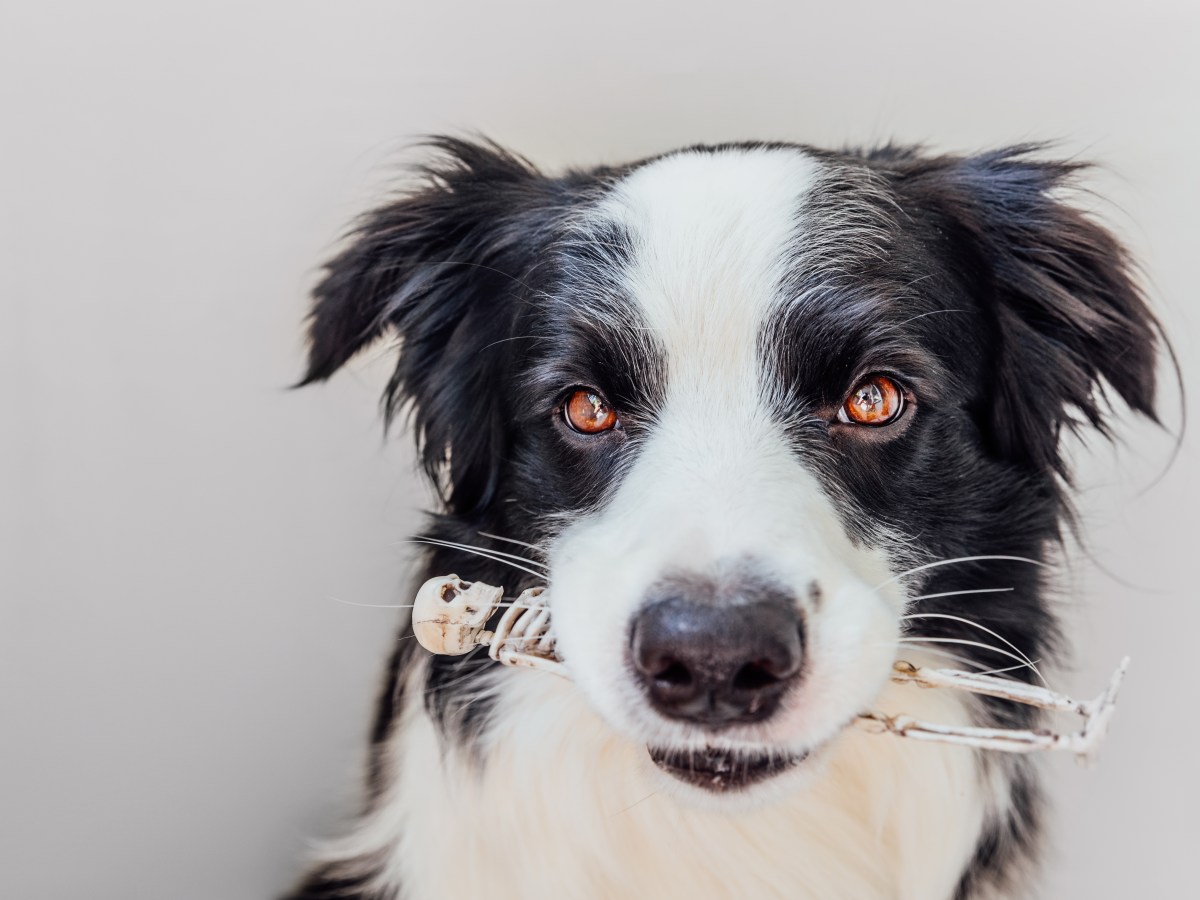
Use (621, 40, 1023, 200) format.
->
(564, 389, 618, 434)
(839, 375, 905, 426)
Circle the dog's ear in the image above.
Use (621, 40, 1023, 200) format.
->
(913, 146, 1161, 479)
(300, 138, 566, 514)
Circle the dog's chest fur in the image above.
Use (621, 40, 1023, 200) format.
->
(334, 658, 1010, 900)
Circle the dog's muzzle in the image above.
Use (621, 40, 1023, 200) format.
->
(411, 573, 1132, 791)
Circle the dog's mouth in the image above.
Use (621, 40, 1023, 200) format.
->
(646, 744, 808, 792)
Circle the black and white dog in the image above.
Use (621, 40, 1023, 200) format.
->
(288, 139, 1160, 899)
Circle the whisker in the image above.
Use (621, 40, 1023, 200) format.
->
(404, 538, 548, 580)
(885, 643, 1028, 676)
(331, 598, 417, 609)
(907, 587, 1015, 602)
(478, 532, 549, 557)
(900, 613, 1047, 685)
(874, 555, 1044, 592)
(408, 536, 549, 571)
(891, 637, 1042, 676)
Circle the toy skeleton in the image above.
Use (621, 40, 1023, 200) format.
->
(412, 577, 566, 676)
(413, 575, 1127, 757)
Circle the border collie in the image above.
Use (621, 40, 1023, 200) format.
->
(286, 138, 1160, 899)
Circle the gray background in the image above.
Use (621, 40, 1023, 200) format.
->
(2, 1, 1197, 897)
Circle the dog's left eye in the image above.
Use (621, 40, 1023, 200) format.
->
(838, 375, 906, 426)
(563, 389, 619, 434)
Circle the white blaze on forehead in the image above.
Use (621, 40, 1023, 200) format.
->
(551, 148, 902, 756)
(597, 148, 821, 393)
(583, 148, 827, 552)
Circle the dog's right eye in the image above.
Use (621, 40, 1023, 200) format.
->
(838, 375, 906, 427)
(563, 389, 619, 434)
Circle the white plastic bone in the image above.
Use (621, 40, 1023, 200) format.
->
(410, 577, 1127, 757)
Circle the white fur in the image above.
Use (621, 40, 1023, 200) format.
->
(333, 650, 994, 899)
(552, 148, 906, 759)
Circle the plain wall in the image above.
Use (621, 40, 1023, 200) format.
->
(2, 1, 1197, 897)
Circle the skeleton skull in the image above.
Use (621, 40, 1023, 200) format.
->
(412, 575, 504, 655)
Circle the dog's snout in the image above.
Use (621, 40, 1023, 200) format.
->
(630, 595, 804, 727)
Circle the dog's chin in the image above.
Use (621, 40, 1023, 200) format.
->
(647, 744, 809, 793)
(642, 712, 861, 800)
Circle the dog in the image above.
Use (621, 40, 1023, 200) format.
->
(285, 138, 1160, 899)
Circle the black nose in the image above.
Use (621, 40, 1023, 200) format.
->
(630, 595, 804, 727)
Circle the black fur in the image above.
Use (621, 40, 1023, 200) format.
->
(284, 858, 396, 900)
(300, 138, 622, 515)
(286, 137, 1161, 899)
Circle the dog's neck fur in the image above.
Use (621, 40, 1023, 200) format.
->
(316, 652, 1024, 900)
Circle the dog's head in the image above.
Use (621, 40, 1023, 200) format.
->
(303, 139, 1159, 795)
